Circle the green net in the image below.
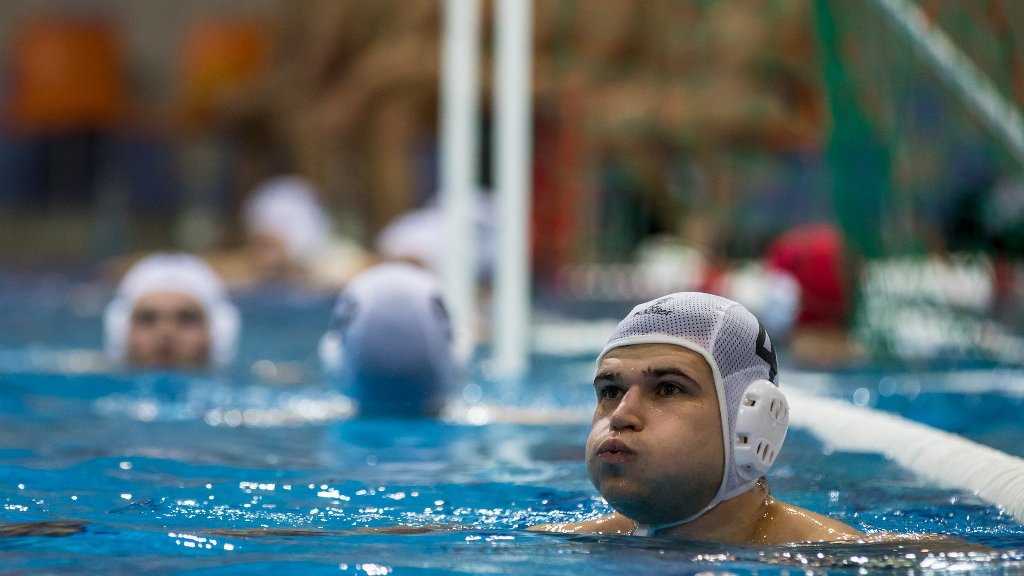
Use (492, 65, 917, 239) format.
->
(816, 0, 1024, 258)
(814, 0, 1024, 364)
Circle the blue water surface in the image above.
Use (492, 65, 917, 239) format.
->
(1, 272, 1023, 574)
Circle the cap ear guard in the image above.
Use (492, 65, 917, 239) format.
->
(208, 302, 240, 368)
(103, 298, 131, 364)
(733, 379, 789, 480)
(318, 330, 344, 375)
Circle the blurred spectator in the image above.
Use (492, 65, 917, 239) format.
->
(764, 223, 861, 365)
(1, 0, 825, 281)
(171, 15, 273, 252)
(208, 174, 371, 290)
(714, 262, 802, 343)
(1, 14, 127, 211)
(104, 253, 240, 370)
(227, 0, 443, 242)
(375, 190, 495, 282)
(530, 0, 823, 271)
(765, 223, 849, 328)
(0, 9, 269, 260)
(243, 175, 332, 281)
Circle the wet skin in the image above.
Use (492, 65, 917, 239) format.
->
(533, 343, 864, 543)
(587, 343, 725, 525)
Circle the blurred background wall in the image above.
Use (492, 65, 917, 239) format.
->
(0, 0, 279, 265)
(1, 0, 1022, 279)
(4, 0, 1024, 367)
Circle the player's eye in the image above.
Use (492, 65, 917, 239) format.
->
(176, 309, 205, 327)
(596, 385, 623, 400)
(132, 309, 158, 327)
(658, 382, 685, 396)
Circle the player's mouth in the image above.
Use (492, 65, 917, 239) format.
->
(596, 439, 635, 463)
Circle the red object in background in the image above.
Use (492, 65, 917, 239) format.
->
(697, 260, 729, 296)
(176, 18, 271, 132)
(7, 16, 126, 133)
(531, 89, 584, 285)
(765, 223, 849, 328)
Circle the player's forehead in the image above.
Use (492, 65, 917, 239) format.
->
(596, 343, 714, 382)
(133, 291, 205, 312)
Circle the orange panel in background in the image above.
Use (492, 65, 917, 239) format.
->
(176, 18, 271, 131)
(7, 17, 127, 134)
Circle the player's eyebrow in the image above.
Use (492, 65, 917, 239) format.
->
(641, 367, 689, 379)
(641, 366, 703, 388)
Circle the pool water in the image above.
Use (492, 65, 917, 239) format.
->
(1, 274, 1023, 574)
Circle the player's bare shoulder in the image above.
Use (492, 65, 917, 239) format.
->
(757, 499, 863, 544)
(528, 513, 634, 535)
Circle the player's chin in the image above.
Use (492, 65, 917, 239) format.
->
(604, 497, 655, 524)
(595, 477, 650, 511)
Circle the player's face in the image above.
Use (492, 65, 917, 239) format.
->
(586, 344, 725, 525)
(127, 292, 211, 369)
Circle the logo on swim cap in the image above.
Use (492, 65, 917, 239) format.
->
(635, 297, 673, 316)
(430, 295, 453, 343)
(755, 322, 778, 383)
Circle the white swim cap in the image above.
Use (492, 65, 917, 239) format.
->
(319, 263, 456, 416)
(598, 292, 789, 532)
(719, 263, 801, 341)
(375, 193, 494, 279)
(243, 175, 331, 263)
(104, 253, 240, 368)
